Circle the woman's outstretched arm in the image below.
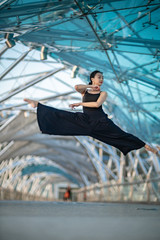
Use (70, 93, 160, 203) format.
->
(75, 84, 100, 94)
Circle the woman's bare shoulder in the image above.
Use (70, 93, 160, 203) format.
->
(100, 91, 108, 95)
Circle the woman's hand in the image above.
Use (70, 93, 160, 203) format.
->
(69, 102, 82, 110)
(90, 85, 100, 91)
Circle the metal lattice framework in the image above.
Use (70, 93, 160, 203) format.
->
(0, 0, 160, 199)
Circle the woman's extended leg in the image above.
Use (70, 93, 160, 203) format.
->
(24, 99, 91, 136)
(24, 98, 38, 108)
(90, 117, 159, 156)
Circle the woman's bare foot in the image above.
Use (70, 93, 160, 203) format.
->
(24, 98, 38, 108)
(156, 145, 160, 151)
(144, 144, 158, 154)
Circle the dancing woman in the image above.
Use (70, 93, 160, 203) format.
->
(24, 70, 158, 156)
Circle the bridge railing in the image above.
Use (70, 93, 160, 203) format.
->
(0, 187, 54, 201)
(75, 177, 160, 203)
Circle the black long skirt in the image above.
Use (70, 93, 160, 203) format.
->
(37, 103, 145, 156)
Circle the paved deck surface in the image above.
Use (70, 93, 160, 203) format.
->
(0, 201, 160, 240)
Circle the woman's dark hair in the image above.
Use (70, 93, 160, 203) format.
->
(89, 70, 103, 85)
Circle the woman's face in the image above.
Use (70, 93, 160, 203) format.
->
(91, 72, 103, 86)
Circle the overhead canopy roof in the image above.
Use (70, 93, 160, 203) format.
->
(0, 0, 160, 186)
